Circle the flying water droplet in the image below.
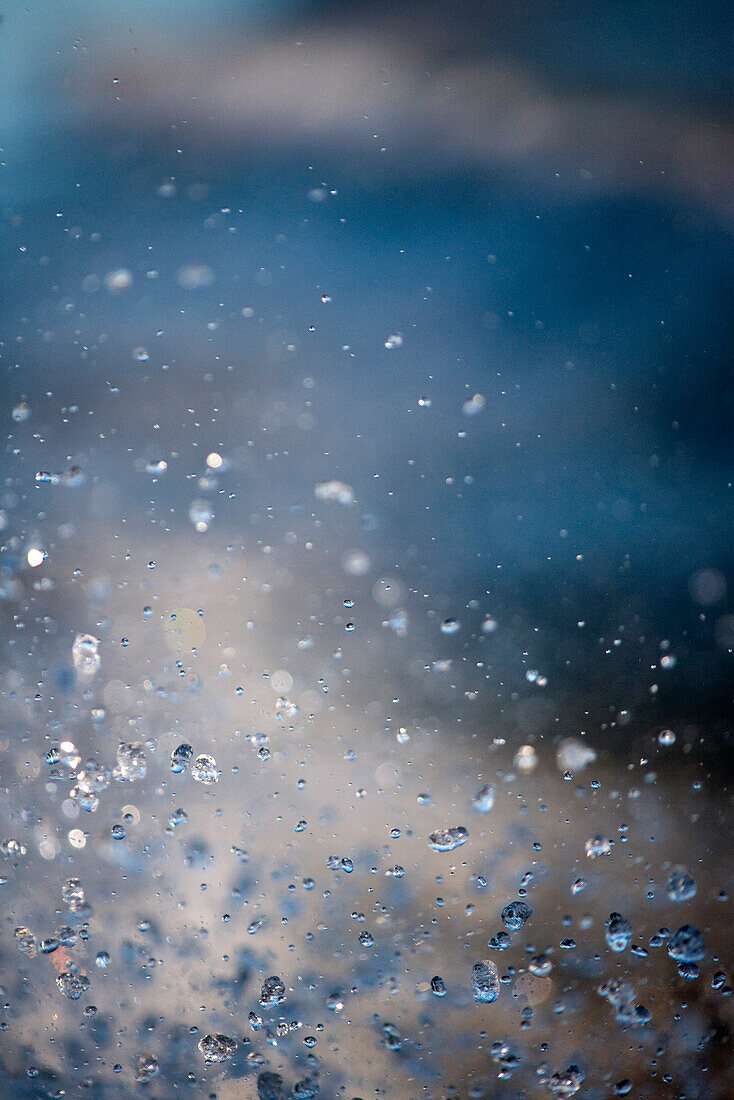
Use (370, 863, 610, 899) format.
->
(472, 960, 499, 1004)
(585, 835, 612, 858)
(667, 925, 705, 962)
(135, 1054, 159, 1083)
(170, 744, 194, 773)
(115, 742, 147, 782)
(428, 826, 468, 852)
(191, 753, 220, 784)
(62, 877, 85, 911)
(472, 784, 496, 813)
(605, 912, 633, 953)
(666, 866, 697, 902)
(56, 968, 90, 1000)
(14, 927, 38, 957)
(198, 1034, 238, 1063)
(556, 738, 597, 773)
(72, 634, 101, 676)
(501, 901, 532, 930)
(260, 974, 286, 1006)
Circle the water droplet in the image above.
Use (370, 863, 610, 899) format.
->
(191, 753, 220, 784)
(136, 1054, 159, 1083)
(257, 1071, 286, 1099)
(472, 784, 496, 814)
(472, 960, 499, 1004)
(170, 743, 194, 773)
(605, 912, 633, 953)
(260, 974, 286, 1006)
(501, 901, 532, 930)
(529, 954, 552, 977)
(514, 745, 538, 773)
(585, 835, 612, 858)
(197, 1034, 238, 1063)
(666, 866, 697, 902)
(115, 742, 147, 781)
(428, 826, 468, 852)
(62, 877, 85, 911)
(556, 738, 597, 773)
(314, 480, 355, 506)
(462, 393, 486, 416)
(56, 968, 90, 1000)
(72, 633, 101, 676)
(104, 268, 133, 293)
(667, 925, 705, 962)
(14, 927, 38, 957)
(189, 499, 213, 533)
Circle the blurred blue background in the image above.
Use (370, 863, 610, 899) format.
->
(2, 0, 733, 752)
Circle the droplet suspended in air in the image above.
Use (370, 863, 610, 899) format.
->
(585, 835, 612, 859)
(472, 784, 495, 813)
(56, 968, 90, 1000)
(428, 826, 468, 852)
(189, 499, 213, 533)
(72, 633, 101, 677)
(556, 738, 597, 773)
(501, 901, 532, 930)
(260, 974, 286, 1006)
(115, 742, 147, 781)
(191, 753, 220, 784)
(170, 743, 194, 773)
(61, 877, 85, 911)
(314, 480, 355, 506)
(135, 1054, 159, 1083)
(667, 925, 705, 963)
(472, 959, 499, 1004)
(198, 1034, 238, 1063)
(14, 927, 38, 957)
(462, 393, 486, 416)
(605, 912, 633, 953)
(104, 268, 133, 293)
(666, 866, 697, 902)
